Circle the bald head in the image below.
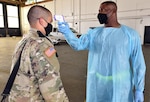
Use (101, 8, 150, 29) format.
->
(101, 1, 117, 12)
(27, 5, 52, 25)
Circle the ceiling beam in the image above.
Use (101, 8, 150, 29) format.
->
(0, 0, 53, 7)
(0, 0, 24, 5)
(23, 0, 53, 7)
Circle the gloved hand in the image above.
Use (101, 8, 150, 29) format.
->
(58, 22, 72, 35)
(135, 91, 144, 102)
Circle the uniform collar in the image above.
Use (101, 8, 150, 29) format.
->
(28, 28, 39, 38)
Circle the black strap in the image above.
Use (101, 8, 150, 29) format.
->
(37, 31, 58, 57)
(37, 31, 53, 44)
(1, 42, 27, 102)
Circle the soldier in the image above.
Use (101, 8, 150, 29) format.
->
(8, 5, 69, 102)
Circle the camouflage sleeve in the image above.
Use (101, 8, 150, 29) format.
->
(30, 38, 68, 102)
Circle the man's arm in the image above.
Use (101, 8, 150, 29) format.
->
(31, 39, 68, 101)
(58, 22, 92, 51)
(130, 31, 146, 102)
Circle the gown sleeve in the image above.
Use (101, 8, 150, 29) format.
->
(130, 30, 146, 93)
(63, 29, 93, 51)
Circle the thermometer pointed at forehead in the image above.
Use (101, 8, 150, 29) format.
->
(54, 15, 65, 22)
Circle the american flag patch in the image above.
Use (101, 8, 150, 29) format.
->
(45, 47, 56, 57)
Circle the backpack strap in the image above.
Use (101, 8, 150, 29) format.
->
(1, 41, 27, 102)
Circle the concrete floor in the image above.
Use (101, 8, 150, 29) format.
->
(0, 37, 150, 102)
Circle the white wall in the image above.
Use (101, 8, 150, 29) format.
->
(117, 0, 150, 44)
(20, 0, 150, 44)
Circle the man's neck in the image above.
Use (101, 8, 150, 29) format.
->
(105, 22, 120, 28)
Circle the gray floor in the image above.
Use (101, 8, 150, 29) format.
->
(0, 37, 150, 102)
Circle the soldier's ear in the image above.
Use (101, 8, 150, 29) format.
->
(39, 17, 47, 27)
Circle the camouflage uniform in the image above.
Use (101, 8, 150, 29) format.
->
(8, 28, 69, 102)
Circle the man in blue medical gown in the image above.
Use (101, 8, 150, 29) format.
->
(58, 1, 146, 102)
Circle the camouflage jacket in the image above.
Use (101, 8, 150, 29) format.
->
(9, 28, 69, 102)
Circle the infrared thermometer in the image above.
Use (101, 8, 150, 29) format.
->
(54, 15, 65, 22)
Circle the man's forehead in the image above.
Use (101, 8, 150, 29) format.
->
(100, 3, 114, 10)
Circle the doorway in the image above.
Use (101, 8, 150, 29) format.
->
(144, 26, 150, 44)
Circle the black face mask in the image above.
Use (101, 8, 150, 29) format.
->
(97, 13, 108, 24)
(44, 23, 53, 36)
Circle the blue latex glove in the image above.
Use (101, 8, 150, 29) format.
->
(135, 91, 144, 102)
(58, 22, 72, 35)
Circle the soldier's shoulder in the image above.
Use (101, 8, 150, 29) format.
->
(29, 37, 50, 47)
(28, 38, 53, 54)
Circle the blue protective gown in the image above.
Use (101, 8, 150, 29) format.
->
(63, 25, 146, 102)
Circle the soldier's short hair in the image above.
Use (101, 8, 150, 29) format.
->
(27, 5, 51, 25)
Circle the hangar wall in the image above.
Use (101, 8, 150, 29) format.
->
(21, 0, 150, 44)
